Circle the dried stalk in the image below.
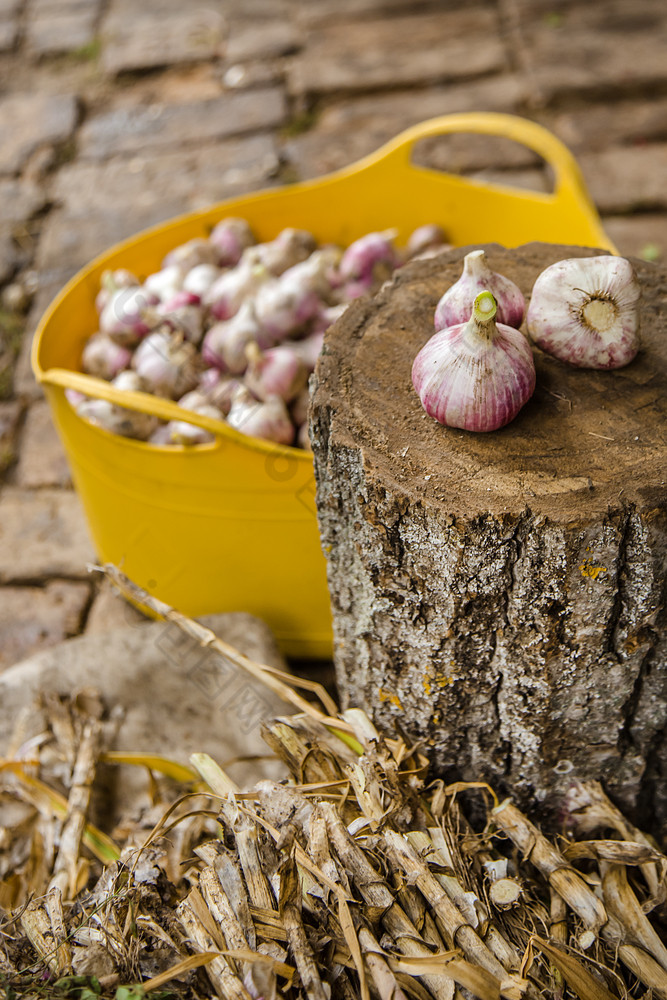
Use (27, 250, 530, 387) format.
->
(262, 721, 344, 785)
(357, 923, 411, 1000)
(177, 888, 251, 1000)
(20, 899, 61, 974)
(49, 718, 101, 899)
(427, 826, 522, 973)
(601, 863, 667, 971)
(280, 857, 328, 1000)
(42, 692, 77, 767)
(407, 830, 486, 929)
(383, 830, 531, 998)
(307, 805, 351, 899)
(565, 780, 666, 903)
(200, 865, 253, 975)
(233, 817, 277, 913)
(488, 880, 523, 910)
(617, 944, 667, 1000)
(46, 885, 72, 975)
(197, 842, 258, 952)
(492, 800, 608, 933)
(548, 890, 567, 996)
(321, 802, 456, 1000)
(395, 880, 449, 952)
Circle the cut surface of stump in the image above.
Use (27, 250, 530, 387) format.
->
(310, 242, 667, 831)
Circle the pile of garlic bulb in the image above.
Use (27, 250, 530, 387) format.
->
(73, 219, 450, 449)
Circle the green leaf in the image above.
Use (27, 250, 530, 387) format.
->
(54, 975, 102, 998)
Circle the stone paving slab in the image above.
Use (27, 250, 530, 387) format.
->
(0, 579, 90, 671)
(26, 9, 99, 57)
(541, 97, 667, 155)
(12, 399, 72, 488)
(84, 577, 149, 633)
(0, 177, 48, 223)
(295, 0, 450, 28)
(516, 0, 667, 105)
(284, 76, 525, 179)
(0, 399, 22, 474)
(101, 4, 226, 75)
(78, 87, 286, 160)
(12, 325, 46, 402)
(0, 93, 79, 175)
(0, 17, 17, 52)
(288, 8, 507, 96)
(0, 488, 96, 581)
(36, 135, 280, 274)
(225, 19, 301, 63)
(0, 226, 16, 284)
(580, 143, 667, 215)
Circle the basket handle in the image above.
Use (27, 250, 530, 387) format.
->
(42, 367, 233, 438)
(370, 111, 603, 224)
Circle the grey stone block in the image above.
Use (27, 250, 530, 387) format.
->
(102, 5, 226, 75)
(78, 89, 286, 160)
(0, 93, 79, 175)
(288, 9, 506, 96)
(0, 488, 97, 581)
(13, 400, 73, 489)
(0, 580, 91, 671)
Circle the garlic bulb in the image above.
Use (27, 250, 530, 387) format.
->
(76, 371, 158, 440)
(209, 216, 256, 266)
(526, 255, 640, 369)
(81, 332, 132, 380)
(244, 342, 308, 403)
(412, 290, 536, 433)
(406, 223, 449, 259)
(434, 249, 525, 331)
(227, 386, 294, 446)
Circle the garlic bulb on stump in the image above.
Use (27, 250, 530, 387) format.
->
(434, 249, 525, 330)
(412, 290, 536, 432)
(526, 255, 640, 369)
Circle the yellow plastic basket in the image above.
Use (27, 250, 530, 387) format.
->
(32, 113, 614, 659)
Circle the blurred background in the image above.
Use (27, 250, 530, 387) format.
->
(1, 0, 666, 668)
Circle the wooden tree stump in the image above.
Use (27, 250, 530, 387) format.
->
(310, 242, 667, 829)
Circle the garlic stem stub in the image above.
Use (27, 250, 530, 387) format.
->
(412, 290, 536, 433)
(526, 255, 640, 369)
(434, 249, 526, 331)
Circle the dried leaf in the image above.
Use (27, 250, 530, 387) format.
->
(101, 751, 200, 785)
(141, 951, 222, 992)
(563, 840, 660, 865)
(531, 937, 618, 1000)
(389, 954, 500, 1000)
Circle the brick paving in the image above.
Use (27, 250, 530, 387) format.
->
(1, 0, 666, 668)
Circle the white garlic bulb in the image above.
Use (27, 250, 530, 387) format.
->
(526, 255, 640, 369)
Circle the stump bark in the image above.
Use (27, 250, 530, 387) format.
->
(310, 242, 667, 830)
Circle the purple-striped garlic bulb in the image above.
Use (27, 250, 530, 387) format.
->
(526, 255, 640, 369)
(412, 290, 535, 433)
(226, 386, 294, 446)
(244, 342, 308, 404)
(434, 249, 525, 331)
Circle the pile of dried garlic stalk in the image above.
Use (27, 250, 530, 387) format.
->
(1, 568, 666, 1000)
